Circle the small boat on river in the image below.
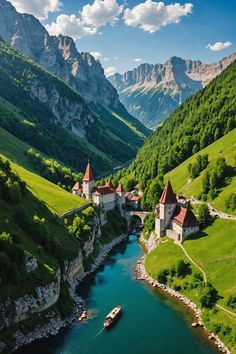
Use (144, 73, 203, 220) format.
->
(103, 306, 122, 328)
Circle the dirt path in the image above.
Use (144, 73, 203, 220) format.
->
(178, 244, 207, 283)
(189, 198, 236, 220)
(216, 304, 236, 318)
(179, 244, 236, 318)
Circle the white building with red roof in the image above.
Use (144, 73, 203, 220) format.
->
(72, 161, 126, 211)
(155, 181, 199, 243)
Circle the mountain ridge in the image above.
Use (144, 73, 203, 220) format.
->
(109, 53, 236, 127)
(0, 0, 119, 109)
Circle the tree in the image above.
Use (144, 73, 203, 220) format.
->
(198, 204, 211, 228)
(175, 259, 192, 278)
(200, 284, 219, 308)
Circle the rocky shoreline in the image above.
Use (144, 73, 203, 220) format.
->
(134, 253, 231, 354)
(11, 233, 128, 353)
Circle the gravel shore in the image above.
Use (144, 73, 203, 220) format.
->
(134, 252, 231, 354)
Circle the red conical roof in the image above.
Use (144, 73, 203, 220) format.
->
(73, 181, 82, 190)
(107, 179, 115, 191)
(159, 180, 176, 204)
(83, 161, 94, 181)
(116, 183, 124, 193)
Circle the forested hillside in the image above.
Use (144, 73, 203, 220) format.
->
(119, 60, 236, 208)
(0, 38, 149, 177)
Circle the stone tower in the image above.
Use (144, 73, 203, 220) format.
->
(116, 183, 126, 209)
(83, 161, 95, 199)
(155, 180, 177, 237)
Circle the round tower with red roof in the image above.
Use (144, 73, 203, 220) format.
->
(82, 160, 95, 199)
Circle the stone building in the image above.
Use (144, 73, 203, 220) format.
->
(155, 181, 199, 243)
(72, 161, 126, 211)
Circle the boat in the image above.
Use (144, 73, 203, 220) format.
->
(103, 305, 122, 328)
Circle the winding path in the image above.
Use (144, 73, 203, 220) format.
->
(189, 198, 236, 220)
(178, 243, 236, 318)
(178, 244, 207, 283)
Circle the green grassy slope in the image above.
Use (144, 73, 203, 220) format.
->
(0, 39, 148, 176)
(165, 129, 236, 214)
(145, 218, 236, 352)
(0, 127, 86, 215)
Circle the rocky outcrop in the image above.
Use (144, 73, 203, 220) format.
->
(29, 79, 94, 138)
(0, 270, 61, 329)
(0, 211, 127, 352)
(0, 0, 120, 109)
(109, 54, 236, 127)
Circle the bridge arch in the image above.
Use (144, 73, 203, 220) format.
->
(125, 211, 149, 228)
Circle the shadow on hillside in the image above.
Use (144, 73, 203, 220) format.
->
(186, 230, 208, 241)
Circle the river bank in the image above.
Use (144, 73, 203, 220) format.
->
(136, 236, 231, 354)
(12, 233, 128, 352)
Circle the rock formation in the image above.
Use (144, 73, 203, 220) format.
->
(109, 54, 236, 127)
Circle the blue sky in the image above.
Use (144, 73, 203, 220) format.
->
(11, 0, 236, 75)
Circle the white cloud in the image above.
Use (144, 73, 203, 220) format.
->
(45, 0, 123, 40)
(82, 0, 123, 27)
(90, 51, 103, 60)
(114, 56, 118, 60)
(90, 51, 109, 62)
(124, 0, 193, 33)
(105, 66, 117, 77)
(45, 14, 97, 39)
(207, 41, 232, 51)
(10, 0, 62, 20)
(134, 58, 142, 62)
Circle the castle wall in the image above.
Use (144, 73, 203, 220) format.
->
(182, 226, 199, 240)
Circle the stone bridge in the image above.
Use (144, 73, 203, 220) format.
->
(125, 211, 149, 226)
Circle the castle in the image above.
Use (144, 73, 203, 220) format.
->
(155, 181, 199, 243)
(72, 161, 126, 211)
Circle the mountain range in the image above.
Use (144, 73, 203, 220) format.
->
(0, 0, 149, 175)
(109, 54, 236, 128)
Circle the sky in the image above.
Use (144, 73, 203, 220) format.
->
(9, 0, 236, 76)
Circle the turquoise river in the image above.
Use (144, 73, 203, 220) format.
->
(18, 235, 218, 354)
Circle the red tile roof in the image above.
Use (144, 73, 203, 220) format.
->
(73, 182, 82, 190)
(130, 196, 141, 202)
(83, 161, 94, 181)
(173, 206, 199, 228)
(159, 180, 176, 204)
(93, 186, 115, 196)
(116, 183, 124, 193)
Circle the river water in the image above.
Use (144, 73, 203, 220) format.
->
(18, 235, 218, 354)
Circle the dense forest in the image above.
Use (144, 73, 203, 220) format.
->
(118, 60, 236, 209)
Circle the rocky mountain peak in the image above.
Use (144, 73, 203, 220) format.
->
(0, 0, 120, 108)
(109, 53, 236, 127)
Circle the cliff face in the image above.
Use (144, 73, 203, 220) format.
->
(29, 78, 94, 138)
(0, 0, 120, 109)
(109, 54, 236, 127)
(0, 213, 102, 348)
